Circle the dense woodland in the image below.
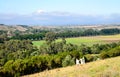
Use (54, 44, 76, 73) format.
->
(0, 26, 120, 77)
(9, 28, 120, 40)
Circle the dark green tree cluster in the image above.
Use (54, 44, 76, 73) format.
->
(45, 32, 56, 44)
(91, 42, 119, 54)
(11, 33, 45, 40)
(10, 28, 120, 41)
(0, 51, 83, 77)
(0, 40, 38, 66)
(0, 30, 7, 35)
(100, 28, 120, 35)
(0, 34, 7, 43)
(56, 28, 120, 38)
(62, 55, 75, 67)
(0, 30, 8, 43)
(39, 32, 79, 54)
(100, 46, 120, 59)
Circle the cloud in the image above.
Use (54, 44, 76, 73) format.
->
(35, 10, 46, 14)
(0, 11, 120, 25)
(33, 10, 72, 17)
(49, 11, 72, 16)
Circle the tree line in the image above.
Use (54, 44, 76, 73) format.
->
(10, 28, 120, 40)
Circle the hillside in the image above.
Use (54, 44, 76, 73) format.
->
(22, 56, 120, 77)
(1, 24, 120, 31)
(0, 25, 28, 32)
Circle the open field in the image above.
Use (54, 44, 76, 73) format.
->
(33, 34, 120, 47)
(22, 56, 120, 77)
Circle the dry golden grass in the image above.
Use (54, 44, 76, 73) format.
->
(0, 25, 27, 31)
(22, 56, 120, 77)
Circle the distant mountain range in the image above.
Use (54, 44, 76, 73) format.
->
(1, 24, 120, 32)
(0, 13, 120, 25)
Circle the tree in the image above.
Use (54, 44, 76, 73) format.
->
(45, 32, 56, 44)
(62, 38, 66, 44)
(0, 34, 7, 43)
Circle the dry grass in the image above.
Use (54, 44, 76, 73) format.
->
(22, 56, 120, 77)
(0, 25, 27, 31)
(14, 26, 28, 31)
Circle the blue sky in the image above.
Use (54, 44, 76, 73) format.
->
(0, 0, 120, 25)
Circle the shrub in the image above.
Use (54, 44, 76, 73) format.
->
(84, 54, 94, 62)
(70, 51, 81, 59)
(62, 55, 75, 67)
(108, 47, 120, 57)
(100, 51, 109, 59)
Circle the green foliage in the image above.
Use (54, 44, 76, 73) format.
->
(9, 27, 120, 41)
(0, 34, 8, 43)
(0, 50, 83, 77)
(63, 43, 77, 52)
(100, 28, 120, 35)
(1, 30, 120, 77)
(79, 44, 92, 54)
(91, 44, 101, 54)
(0, 40, 39, 66)
(100, 51, 110, 59)
(108, 46, 120, 57)
(100, 46, 120, 59)
(11, 31, 46, 40)
(45, 32, 56, 44)
(70, 51, 83, 59)
(39, 38, 78, 54)
(84, 54, 94, 62)
(62, 55, 75, 67)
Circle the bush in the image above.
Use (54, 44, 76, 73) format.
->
(70, 51, 82, 59)
(62, 55, 75, 67)
(84, 54, 94, 62)
(108, 47, 120, 57)
(100, 46, 120, 59)
(100, 51, 109, 59)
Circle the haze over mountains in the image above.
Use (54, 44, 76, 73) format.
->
(1, 0, 120, 25)
(0, 12, 120, 25)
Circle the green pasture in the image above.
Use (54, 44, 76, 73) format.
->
(32, 34, 120, 47)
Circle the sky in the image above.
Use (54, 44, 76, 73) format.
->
(0, 0, 120, 25)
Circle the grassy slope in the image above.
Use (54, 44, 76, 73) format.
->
(0, 25, 27, 31)
(33, 34, 120, 47)
(23, 56, 120, 77)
